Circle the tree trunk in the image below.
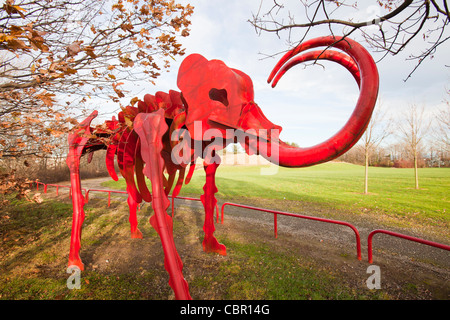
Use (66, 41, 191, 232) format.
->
(414, 151, 419, 189)
(364, 149, 369, 194)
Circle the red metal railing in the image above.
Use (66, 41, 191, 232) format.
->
(34, 179, 449, 265)
(35, 181, 46, 191)
(169, 195, 220, 222)
(45, 183, 71, 196)
(221, 202, 362, 260)
(367, 229, 450, 263)
(36, 180, 86, 197)
(34, 180, 218, 218)
(85, 188, 128, 207)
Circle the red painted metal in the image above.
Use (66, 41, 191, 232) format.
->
(45, 183, 71, 196)
(265, 36, 379, 167)
(83, 187, 219, 217)
(85, 189, 128, 207)
(270, 49, 361, 88)
(221, 202, 362, 260)
(171, 195, 220, 222)
(66, 110, 98, 271)
(367, 229, 450, 264)
(36, 179, 217, 217)
(64, 36, 378, 299)
(36, 180, 86, 198)
(35, 180, 46, 191)
(200, 160, 226, 255)
(134, 110, 191, 300)
(274, 213, 278, 238)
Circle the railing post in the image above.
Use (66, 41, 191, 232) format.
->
(108, 192, 111, 207)
(274, 213, 278, 239)
(368, 232, 374, 264)
(172, 196, 175, 216)
(221, 203, 225, 224)
(216, 203, 219, 223)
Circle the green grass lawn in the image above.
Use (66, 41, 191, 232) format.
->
(1, 162, 448, 300)
(102, 162, 450, 226)
(0, 197, 387, 300)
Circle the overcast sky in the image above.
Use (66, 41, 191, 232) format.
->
(98, 1, 449, 148)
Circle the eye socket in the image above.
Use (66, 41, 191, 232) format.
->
(208, 88, 229, 106)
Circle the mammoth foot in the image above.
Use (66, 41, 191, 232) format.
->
(68, 258, 84, 272)
(203, 235, 226, 256)
(130, 227, 143, 239)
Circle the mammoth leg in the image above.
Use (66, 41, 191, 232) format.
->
(123, 163, 143, 239)
(126, 185, 143, 239)
(119, 129, 144, 239)
(66, 149, 86, 271)
(66, 111, 98, 271)
(134, 110, 191, 300)
(201, 160, 226, 255)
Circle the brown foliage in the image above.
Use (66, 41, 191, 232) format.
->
(0, 169, 34, 208)
(0, 0, 193, 194)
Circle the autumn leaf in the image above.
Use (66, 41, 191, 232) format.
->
(3, 0, 26, 18)
(0, 33, 29, 50)
(32, 193, 43, 204)
(9, 25, 24, 36)
(181, 29, 190, 37)
(36, 92, 56, 107)
(130, 97, 139, 106)
(66, 41, 83, 57)
(64, 68, 77, 75)
(119, 56, 134, 67)
(120, 22, 134, 32)
(83, 45, 97, 59)
(112, 82, 125, 98)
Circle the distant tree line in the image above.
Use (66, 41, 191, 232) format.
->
(338, 141, 450, 168)
(338, 102, 450, 169)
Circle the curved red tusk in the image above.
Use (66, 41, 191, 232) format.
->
(270, 49, 360, 88)
(265, 36, 379, 168)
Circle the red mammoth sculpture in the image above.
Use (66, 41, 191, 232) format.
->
(66, 36, 379, 299)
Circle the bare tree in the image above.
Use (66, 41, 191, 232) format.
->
(0, 0, 193, 159)
(434, 96, 450, 151)
(359, 100, 392, 194)
(398, 104, 430, 189)
(249, 0, 449, 80)
(0, 0, 193, 200)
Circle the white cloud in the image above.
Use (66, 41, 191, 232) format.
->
(93, 1, 449, 147)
